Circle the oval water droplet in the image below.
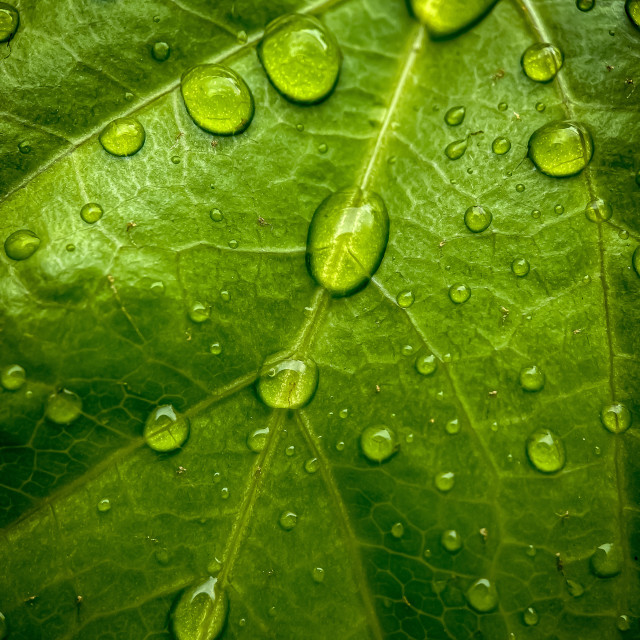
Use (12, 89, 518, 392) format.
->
(576, 0, 595, 10)
(415, 353, 437, 376)
(449, 283, 471, 304)
(1, 364, 25, 391)
(590, 542, 622, 577)
(45, 389, 82, 425)
(441, 529, 462, 552)
(312, 567, 325, 583)
(391, 522, 404, 538)
(410, 0, 500, 39)
(188, 302, 210, 323)
(617, 615, 631, 631)
(600, 402, 632, 434)
(4, 229, 40, 261)
(285, 444, 295, 457)
(523, 606, 539, 626)
(633, 246, 640, 277)
(445, 418, 460, 434)
(516, 183, 525, 192)
(247, 427, 269, 453)
(519, 365, 545, 392)
(492, 136, 511, 155)
(256, 354, 318, 409)
(445, 138, 468, 160)
(434, 471, 455, 492)
(445, 106, 465, 126)
(466, 578, 498, 613)
(80, 203, 104, 224)
(209, 342, 222, 355)
(17, 141, 30, 154)
(279, 510, 298, 531)
(554, 204, 565, 215)
(181, 64, 254, 135)
(511, 257, 530, 277)
(97, 498, 111, 513)
(258, 14, 341, 104)
(151, 41, 170, 61)
(464, 205, 492, 233)
(339, 408, 348, 419)
(498, 102, 508, 111)
(626, 0, 640, 28)
(318, 142, 328, 154)
(360, 425, 398, 463)
(521, 43, 563, 82)
(584, 198, 613, 222)
(306, 187, 389, 297)
(99, 117, 145, 157)
(536, 101, 546, 112)
(0, 2, 19, 42)
(304, 457, 319, 473)
(528, 120, 593, 177)
(396, 290, 415, 308)
(170, 576, 228, 640)
(144, 404, 189, 452)
(526, 428, 565, 473)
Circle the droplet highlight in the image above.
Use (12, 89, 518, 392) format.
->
(584, 198, 613, 222)
(279, 510, 298, 531)
(449, 283, 471, 304)
(590, 542, 622, 578)
(441, 529, 462, 552)
(492, 136, 511, 155)
(80, 203, 104, 224)
(511, 257, 530, 277)
(415, 353, 437, 376)
(434, 471, 455, 492)
(247, 427, 269, 453)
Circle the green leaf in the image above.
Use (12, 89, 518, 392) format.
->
(1, 0, 639, 638)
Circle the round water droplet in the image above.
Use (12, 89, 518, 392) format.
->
(306, 187, 389, 297)
(220, 487, 229, 499)
(318, 142, 328, 154)
(576, 0, 595, 10)
(464, 205, 492, 233)
(633, 246, 640, 277)
(416, 353, 437, 376)
(526, 428, 565, 473)
(258, 14, 341, 104)
(434, 471, 455, 492)
(0, 2, 18, 42)
(256, 354, 318, 409)
(210, 209, 224, 223)
(391, 522, 404, 538)
(409, 0, 500, 39)
(279, 510, 298, 531)
(401, 344, 414, 357)
(66, 243, 75, 253)
(181, 64, 254, 135)
(536, 101, 546, 112)
(466, 578, 498, 613)
(626, 0, 640, 28)
(18, 141, 30, 154)
(441, 529, 462, 552)
(285, 445, 295, 457)
(170, 576, 228, 640)
(312, 567, 325, 583)
(617, 615, 631, 631)
(1, 364, 25, 391)
(516, 183, 525, 192)
(566, 579, 584, 597)
(584, 198, 613, 222)
(151, 41, 170, 61)
(554, 204, 565, 216)
(445, 106, 466, 126)
(445, 418, 460, 434)
(99, 117, 145, 157)
(523, 606, 539, 626)
(396, 290, 415, 308)
(511, 257, 530, 277)
(532, 208, 541, 219)
(492, 136, 511, 155)
(449, 283, 471, 304)
(154, 549, 170, 566)
(339, 408, 348, 419)
(528, 120, 593, 177)
(519, 365, 545, 392)
(97, 498, 111, 513)
(144, 404, 189, 452)
(336, 441, 345, 451)
(80, 203, 103, 224)
(188, 302, 210, 323)
(445, 138, 468, 160)
(360, 425, 398, 463)
(304, 457, 319, 473)
(209, 342, 222, 355)
(4, 229, 40, 261)
(600, 402, 632, 434)
(171, 155, 181, 164)
(247, 427, 269, 453)
(498, 102, 508, 111)
(521, 43, 563, 82)
(619, 229, 629, 239)
(45, 389, 82, 425)
(590, 542, 622, 577)
(220, 290, 230, 301)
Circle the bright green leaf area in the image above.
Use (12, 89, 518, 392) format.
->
(1, 0, 639, 638)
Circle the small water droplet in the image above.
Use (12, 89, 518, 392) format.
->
(220, 487, 230, 499)
(535, 101, 546, 112)
(228, 239, 239, 250)
(335, 440, 345, 451)
(441, 529, 462, 552)
(405, 432, 414, 443)
(434, 471, 455, 492)
(526, 428, 565, 473)
(492, 136, 511, 155)
(591, 542, 622, 577)
(220, 289, 230, 301)
(600, 402, 632, 433)
(210, 208, 224, 222)
(318, 142, 328, 154)
(171, 155, 181, 164)
(617, 615, 631, 631)
(423, 548, 432, 558)
(523, 606, 539, 626)
(466, 578, 498, 613)
(566, 579, 584, 597)
(312, 567, 325, 583)
(464, 205, 492, 233)
(151, 41, 170, 62)
(626, 0, 640, 28)
(449, 283, 471, 304)
(415, 353, 437, 376)
(4, 229, 40, 261)
(188, 301, 210, 323)
(144, 404, 189, 452)
(97, 498, 111, 513)
(576, 0, 595, 10)
(285, 445, 295, 457)
(511, 257, 530, 277)
(66, 243, 75, 252)
(257, 353, 318, 409)
(396, 290, 415, 308)
(247, 427, 269, 453)
(209, 342, 222, 355)
(296, 123, 304, 131)
(360, 425, 398, 463)
(279, 510, 298, 531)
(45, 389, 83, 425)
(18, 141, 31, 154)
(401, 344, 414, 357)
(594, 445, 602, 455)
(498, 102, 508, 111)
(532, 208, 541, 219)
(391, 522, 404, 538)
(519, 365, 545, 392)
(515, 183, 525, 192)
(445, 418, 460, 435)
(619, 229, 629, 239)
(528, 120, 593, 177)
(444, 105, 465, 126)
(525, 545, 536, 557)
(99, 117, 145, 157)
(445, 138, 468, 160)
(170, 576, 228, 640)
(1, 364, 25, 391)
(80, 202, 104, 224)
(207, 557, 222, 575)
(304, 457, 319, 473)
(584, 198, 613, 222)
(521, 42, 563, 82)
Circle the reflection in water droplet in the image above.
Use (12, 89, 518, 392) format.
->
(526, 428, 565, 473)
(171, 155, 181, 164)
(523, 606, 539, 626)
(464, 205, 492, 233)
(312, 567, 325, 583)
(521, 43, 563, 82)
(188, 302, 210, 323)
(415, 353, 437, 376)
(209, 342, 222, 355)
(576, 0, 595, 10)
(441, 529, 462, 552)
(591, 542, 622, 577)
(0, 2, 19, 42)
(220, 487, 229, 499)
(1, 364, 26, 391)
(532, 208, 541, 219)
(445, 418, 460, 435)
(600, 402, 632, 433)
(554, 204, 565, 215)
(492, 136, 511, 155)
(409, 0, 500, 39)
(528, 120, 593, 177)
(391, 522, 404, 538)
(584, 198, 613, 222)
(304, 457, 319, 473)
(97, 498, 111, 513)
(228, 239, 238, 250)
(336, 441, 345, 451)
(519, 365, 545, 392)
(279, 511, 298, 531)
(170, 576, 228, 640)
(511, 257, 530, 277)
(4, 229, 40, 261)
(449, 283, 471, 304)
(516, 183, 525, 192)
(81, 203, 104, 224)
(181, 64, 254, 135)
(247, 427, 269, 453)
(257, 353, 318, 409)
(434, 471, 455, 492)
(285, 445, 295, 457)
(151, 41, 170, 61)
(466, 578, 498, 613)
(144, 404, 189, 452)
(99, 117, 145, 156)
(445, 138, 468, 160)
(360, 425, 398, 463)
(45, 389, 83, 425)
(444, 106, 466, 126)
(626, 0, 640, 28)
(396, 290, 415, 308)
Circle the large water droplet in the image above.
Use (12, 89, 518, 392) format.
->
(45, 389, 83, 425)
(415, 353, 437, 376)
(0, 3, 19, 42)
(590, 542, 622, 578)
(523, 606, 539, 626)
(256, 354, 318, 409)
(80, 203, 104, 224)
(1, 364, 25, 391)
(464, 205, 492, 233)
(526, 428, 565, 473)
(492, 136, 511, 155)
(247, 427, 269, 453)
(151, 41, 170, 62)
(434, 471, 455, 492)
(97, 498, 111, 513)
(304, 457, 319, 473)
(617, 615, 631, 631)
(170, 576, 228, 640)
(449, 283, 471, 304)
(258, 14, 341, 104)
(306, 187, 389, 297)
(144, 404, 189, 452)
(441, 529, 462, 552)
(360, 425, 398, 463)
(445, 138, 468, 160)
(519, 365, 545, 392)
(181, 64, 254, 135)
(600, 402, 632, 434)
(466, 578, 498, 613)
(279, 510, 298, 530)
(528, 120, 593, 177)
(396, 290, 415, 308)
(626, 0, 640, 28)
(188, 302, 210, 323)
(521, 43, 563, 82)
(576, 0, 595, 10)
(633, 246, 640, 277)
(584, 198, 613, 222)
(444, 106, 465, 126)
(410, 0, 500, 39)
(99, 117, 145, 157)
(4, 229, 40, 261)
(511, 257, 530, 277)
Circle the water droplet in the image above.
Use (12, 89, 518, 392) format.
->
(445, 418, 460, 434)
(391, 522, 404, 538)
(526, 428, 565, 473)
(515, 183, 525, 192)
(617, 615, 631, 631)
(257, 354, 318, 409)
(0, 3, 19, 42)
(423, 548, 432, 558)
(285, 445, 295, 457)
(170, 576, 228, 640)
(525, 545, 536, 557)
(318, 142, 328, 154)
(594, 445, 602, 455)
(4, 229, 40, 261)
(99, 117, 145, 157)
(0, 611, 7, 640)
(97, 498, 111, 513)
(360, 425, 398, 463)
(220, 487, 229, 499)
(66, 243, 76, 253)
(466, 578, 498, 613)
(312, 567, 325, 583)
(532, 208, 541, 219)
(335, 441, 345, 451)
(45, 389, 82, 425)
(306, 187, 389, 297)
(144, 404, 189, 452)
(188, 302, 210, 323)
(304, 457, 319, 473)
(181, 64, 254, 135)
(528, 120, 593, 177)
(220, 290, 230, 301)
(441, 529, 462, 552)
(626, 0, 640, 28)
(444, 106, 466, 126)
(492, 136, 511, 155)
(445, 138, 468, 160)
(634, 246, 640, 277)
(236, 29, 247, 43)
(155, 549, 170, 565)
(396, 290, 415, 308)
(18, 141, 30, 154)
(584, 198, 613, 222)
(566, 579, 584, 597)
(576, 0, 595, 10)
(521, 43, 563, 82)
(229, 240, 237, 250)
(401, 344, 414, 357)
(247, 427, 269, 453)
(171, 155, 181, 164)
(434, 471, 455, 492)
(210, 208, 224, 222)
(619, 229, 629, 239)
(519, 365, 545, 392)
(258, 14, 341, 104)
(536, 101, 546, 112)
(464, 205, 492, 233)
(405, 432, 414, 443)
(449, 283, 471, 304)
(590, 542, 622, 577)
(410, 0, 500, 39)
(279, 510, 298, 531)
(80, 202, 104, 224)
(209, 342, 222, 355)
(523, 606, 539, 626)
(511, 257, 530, 277)
(498, 101, 508, 111)
(151, 41, 170, 62)
(1, 364, 25, 391)
(296, 123, 304, 132)
(600, 402, 632, 434)
(415, 353, 437, 376)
